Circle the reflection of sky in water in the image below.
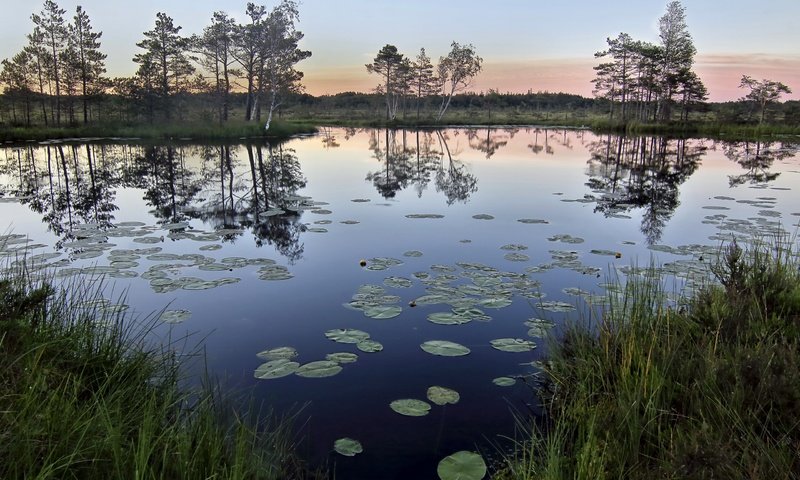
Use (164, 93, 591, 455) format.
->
(1, 129, 799, 479)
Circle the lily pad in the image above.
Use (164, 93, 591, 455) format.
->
(492, 377, 516, 387)
(254, 359, 300, 379)
(517, 218, 549, 224)
(325, 329, 370, 344)
(428, 312, 471, 325)
(406, 214, 444, 219)
(504, 253, 530, 262)
(160, 309, 191, 324)
(326, 352, 359, 364)
(384, 276, 413, 288)
(539, 301, 576, 312)
(363, 305, 402, 319)
(257, 346, 298, 360)
(390, 399, 431, 417)
(472, 214, 494, 220)
(356, 340, 383, 353)
(296, 360, 343, 378)
(427, 386, 460, 406)
(334, 438, 363, 457)
(420, 340, 471, 357)
(500, 244, 528, 251)
(491, 338, 537, 352)
(437, 451, 487, 480)
(403, 250, 424, 257)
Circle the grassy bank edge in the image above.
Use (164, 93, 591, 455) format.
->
(3, 116, 799, 143)
(495, 237, 800, 479)
(0, 269, 323, 479)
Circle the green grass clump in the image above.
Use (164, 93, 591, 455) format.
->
(498, 238, 800, 479)
(0, 272, 321, 479)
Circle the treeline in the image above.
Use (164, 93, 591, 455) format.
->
(0, 0, 309, 128)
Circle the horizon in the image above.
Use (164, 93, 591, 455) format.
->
(1, 0, 799, 102)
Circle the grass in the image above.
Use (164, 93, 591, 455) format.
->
(0, 119, 317, 143)
(0, 268, 322, 479)
(496, 237, 800, 479)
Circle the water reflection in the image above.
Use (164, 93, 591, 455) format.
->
(365, 129, 479, 204)
(585, 134, 706, 245)
(722, 140, 798, 187)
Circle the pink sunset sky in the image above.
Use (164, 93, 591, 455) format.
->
(2, 0, 798, 102)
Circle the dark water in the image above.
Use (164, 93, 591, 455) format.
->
(1, 128, 799, 479)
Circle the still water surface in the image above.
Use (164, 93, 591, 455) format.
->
(1, 128, 799, 478)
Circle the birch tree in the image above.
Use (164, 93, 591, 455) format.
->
(436, 42, 482, 121)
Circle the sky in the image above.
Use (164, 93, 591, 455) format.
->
(1, 0, 798, 102)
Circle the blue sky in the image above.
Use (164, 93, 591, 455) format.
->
(2, 0, 798, 101)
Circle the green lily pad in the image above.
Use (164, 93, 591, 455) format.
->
(334, 438, 363, 457)
(363, 305, 402, 319)
(420, 340, 471, 357)
(384, 276, 413, 288)
(325, 329, 370, 344)
(491, 338, 537, 353)
(133, 236, 163, 244)
(500, 244, 528, 251)
(539, 301, 576, 312)
(492, 377, 516, 387)
(351, 198, 371, 203)
(356, 340, 383, 353)
(547, 234, 585, 244)
(326, 352, 359, 364)
(403, 250, 424, 257)
(478, 297, 513, 309)
(340, 220, 360, 224)
(254, 359, 300, 379)
(504, 253, 530, 262)
(437, 451, 487, 480)
(472, 214, 494, 220)
(427, 386, 460, 406)
(307, 227, 328, 233)
(517, 218, 549, 224)
(160, 309, 191, 324)
(257, 346, 298, 360)
(296, 360, 343, 378)
(406, 214, 444, 219)
(427, 312, 471, 325)
(390, 399, 431, 417)
(199, 244, 222, 251)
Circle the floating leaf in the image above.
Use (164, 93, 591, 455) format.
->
(133, 236, 163, 244)
(492, 377, 516, 387)
(161, 309, 191, 324)
(491, 338, 537, 353)
(428, 312, 471, 325)
(307, 227, 328, 233)
(325, 329, 370, 344)
(406, 214, 444, 219)
(427, 386, 460, 406)
(356, 340, 383, 353)
(539, 301, 576, 312)
(351, 198, 370, 203)
(500, 244, 528, 251)
(421, 340, 470, 357)
(311, 209, 332, 214)
(334, 438, 363, 457)
(326, 352, 358, 364)
(547, 234, 584, 244)
(478, 297, 513, 309)
(254, 359, 300, 379)
(517, 218, 549, 224)
(257, 346, 298, 360)
(390, 399, 431, 417)
(403, 250, 424, 257)
(437, 451, 487, 480)
(296, 360, 342, 378)
(504, 253, 530, 262)
(384, 276, 413, 288)
(340, 220, 360, 224)
(472, 214, 494, 220)
(363, 305, 402, 319)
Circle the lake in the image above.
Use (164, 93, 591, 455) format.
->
(1, 127, 799, 479)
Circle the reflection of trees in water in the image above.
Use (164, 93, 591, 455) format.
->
(721, 140, 798, 187)
(123, 145, 203, 225)
(585, 134, 706, 245)
(466, 127, 511, 159)
(243, 143, 307, 263)
(434, 131, 478, 205)
(365, 128, 478, 204)
(0, 141, 309, 262)
(1, 144, 122, 248)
